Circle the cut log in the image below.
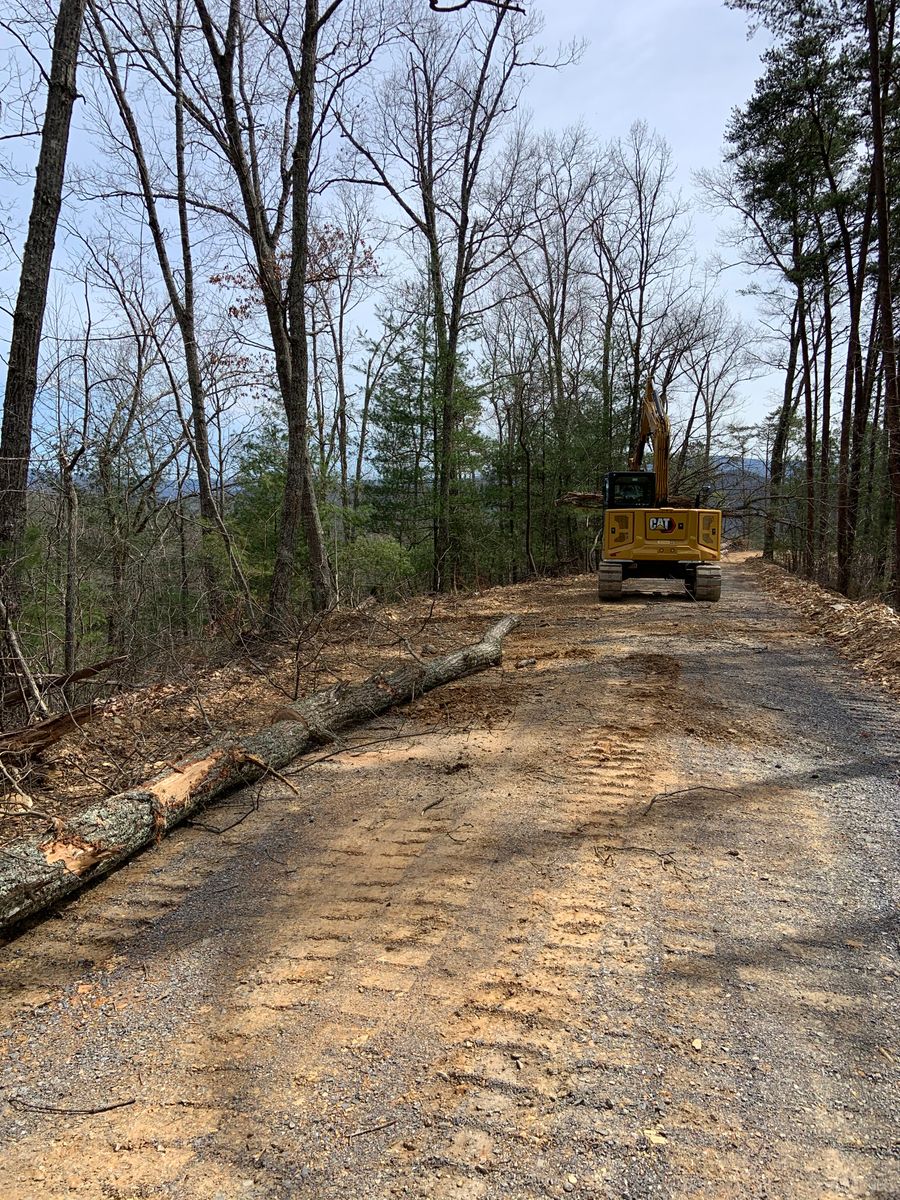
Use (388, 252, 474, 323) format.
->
(0, 615, 519, 933)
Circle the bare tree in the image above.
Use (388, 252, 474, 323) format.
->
(601, 123, 692, 454)
(0, 0, 87, 599)
(87, 0, 229, 613)
(305, 191, 382, 526)
(497, 125, 602, 558)
(339, 4, 558, 588)
(90, 0, 382, 614)
(671, 300, 757, 492)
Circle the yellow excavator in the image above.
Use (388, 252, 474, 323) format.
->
(561, 381, 722, 602)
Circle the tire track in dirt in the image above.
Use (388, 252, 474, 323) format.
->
(392, 650, 697, 1198)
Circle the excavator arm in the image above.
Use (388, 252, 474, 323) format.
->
(630, 380, 670, 505)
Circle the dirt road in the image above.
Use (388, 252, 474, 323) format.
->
(0, 559, 897, 1199)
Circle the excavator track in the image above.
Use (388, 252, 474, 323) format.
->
(598, 561, 624, 600)
(687, 563, 721, 602)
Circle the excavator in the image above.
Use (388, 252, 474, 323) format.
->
(560, 381, 722, 602)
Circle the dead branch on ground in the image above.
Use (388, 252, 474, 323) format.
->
(643, 786, 740, 817)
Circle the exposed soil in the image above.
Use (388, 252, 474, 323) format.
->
(0, 558, 897, 1199)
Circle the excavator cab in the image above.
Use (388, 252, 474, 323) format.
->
(603, 472, 656, 508)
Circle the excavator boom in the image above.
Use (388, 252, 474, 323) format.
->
(630, 380, 670, 504)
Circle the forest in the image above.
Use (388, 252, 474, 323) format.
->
(0, 0, 898, 691)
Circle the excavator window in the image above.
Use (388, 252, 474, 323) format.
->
(604, 472, 655, 508)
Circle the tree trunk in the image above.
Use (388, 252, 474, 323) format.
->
(191, 0, 335, 620)
(273, 0, 336, 617)
(0, 597, 51, 719)
(353, 365, 373, 514)
(60, 457, 79, 679)
(866, 0, 900, 607)
(173, 10, 222, 615)
(820, 111, 876, 594)
(516, 388, 536, 576)
(0, 0, 87, 596)
(428, 238, 455, 593)
(106, 541, 127, 655)
(0, 615, 519, 932)
(764, 301, 801, 561)
(814, 213, 833, 575)
(178, 502, 191, 636)
(797, 285, 817, 578)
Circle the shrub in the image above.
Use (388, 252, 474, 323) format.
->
(336, 534, 414, 604)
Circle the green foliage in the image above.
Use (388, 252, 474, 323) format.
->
(229, 412, 289, 595)
(368, 320, 436, 547)
(336, 534, 414, 603)
(725, 22, 862, 285)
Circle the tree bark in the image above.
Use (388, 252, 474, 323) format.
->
(797, 281, 817, 578)
(0, 0, 87, 595)
(817, 101, 876, 595)
(273, 0, 337, 617)
(866, 0, 900, 608)
(764, 300, 801, 561)
(813, 210, 833, 574)
(0, 615, 519, 932)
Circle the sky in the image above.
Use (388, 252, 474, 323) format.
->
(526, 0, 764, 201)
(1, 1, 779, 432)
(522, 0, 778, 421)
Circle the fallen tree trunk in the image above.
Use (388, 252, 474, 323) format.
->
(0, 614, 518, 933)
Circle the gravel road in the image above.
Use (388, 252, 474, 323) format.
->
(0, 559, 897, 1200)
